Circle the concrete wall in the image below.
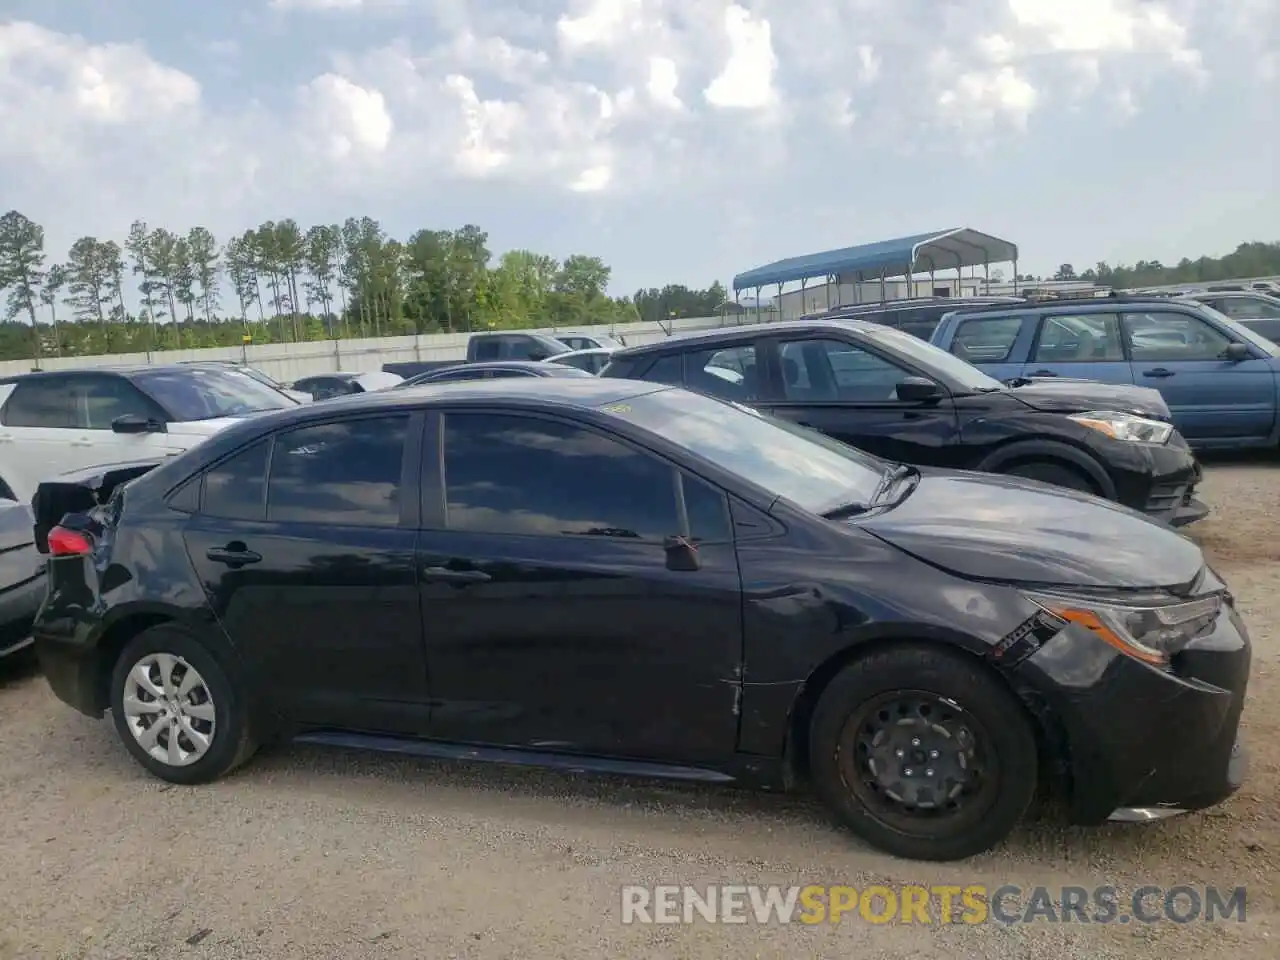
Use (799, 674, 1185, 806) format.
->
(0, 314, 757, 381)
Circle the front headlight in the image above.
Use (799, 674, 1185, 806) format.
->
(1067, 410, 1172, 444)
(1024, 590, 1222, 665)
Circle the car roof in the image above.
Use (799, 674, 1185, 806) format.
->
(0, 363, 213, 384)
(935, 296, 1209, 321)
(611, 318, 912, 357)
(431, 360, 574, 373)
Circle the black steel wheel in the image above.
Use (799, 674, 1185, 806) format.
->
(809, 644, 1038, 861)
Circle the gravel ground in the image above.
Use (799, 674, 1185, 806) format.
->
(1, 461, 1277, 960)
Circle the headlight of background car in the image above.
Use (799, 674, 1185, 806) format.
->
(1067, 410, 1172, 444)
(1024, 590, 1222, 665)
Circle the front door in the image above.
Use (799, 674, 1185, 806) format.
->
(1018, 312, 1135, 385)
(418, 410, 744, 764)
(1121, 310, 1277, 442)
(759, 336, 964, 467)
(182, 413, 431, 734)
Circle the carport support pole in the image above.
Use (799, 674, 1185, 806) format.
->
(775, 283, 783, 322)
(1013, 258, 1019, 295)
(799, 277, 808, 319)
(879, 267, 886, 303)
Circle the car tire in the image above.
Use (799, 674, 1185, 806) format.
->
(808, 643, 1038, 861)
(109, 624, 258, 785)
(1002, 460, 1096, 494)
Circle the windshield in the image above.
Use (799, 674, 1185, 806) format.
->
(1194, 304, 1280, 357)
(132, 367, 300, 421)
(855, 322, 1006, 392)
(601, 387, 884, 514)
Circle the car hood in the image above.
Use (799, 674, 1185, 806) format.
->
(1002, 380, 1171, 419)
(857, 470, 1204, 590)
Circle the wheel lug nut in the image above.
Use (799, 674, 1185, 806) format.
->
(895, 749, 904, 758)
(904, 768, 913, 776)
(925, 768, 934, 777)
(911, 738, 921, 746)
(930, 750, 939, 759)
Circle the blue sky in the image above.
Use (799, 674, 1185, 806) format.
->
(1, 0, 1276, 294)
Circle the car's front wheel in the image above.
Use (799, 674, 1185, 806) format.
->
(110, 625, 257, 785)
(808, 644, 1038, 861)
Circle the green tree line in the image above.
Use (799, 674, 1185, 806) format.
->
(0, 209, 730, 363)
(1042, 241, 1280, 287)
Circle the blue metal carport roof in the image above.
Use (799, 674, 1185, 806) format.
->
(731, 228, 1019, 291)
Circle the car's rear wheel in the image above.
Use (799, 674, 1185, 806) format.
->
(110, 625, 257, 785)
(1002, 460, 1096, 494)
(808, 644, 1038, 861)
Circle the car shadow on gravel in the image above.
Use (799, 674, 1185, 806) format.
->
(0, 646, 38, 689)
(39, 715, 1265, 877)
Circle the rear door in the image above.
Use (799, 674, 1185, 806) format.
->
(181, 412, 431, 733)
(1122, 310, 1276, 442)
(415, 409, 743, 763)
(760, 335, 963, 466)
(1019, 312, 1136, 385)
(0, 376, 81, 499)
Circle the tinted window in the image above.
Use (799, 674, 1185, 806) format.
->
(1240, 318, 1280, 344)
(472, 339, 501, 360)
(1219, 297, 1280, 319)
(75, 376, 165, 428)
(682, 473, 732, 542)
(601, 389, 883, 514)
(267, 416, 408, 526)
(442, 413, 679, 540)
(684, 345, 758, 401)
(489, 369, 537, 378)
(642, 354, 684, 385)
(779, 338, 908, 402)
(2, 378, 74, 428)
(1123, 312, 1232, 362)
(132, 367, 297, 420)
(1033, 313, 1124, 362)
(951, 317, 1022, 362)
(203, 440, 269, 521)
(855, 324, 1003, 392)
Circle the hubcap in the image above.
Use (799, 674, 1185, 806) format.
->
(121, 653, 216, 766)
(842, 692, 990, 819)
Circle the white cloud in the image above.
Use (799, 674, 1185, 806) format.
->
(703, 4, 778, 110)
(646, 56, 681, 109)
(938, 65, 1038, 130)
(300, 74, 394, 157)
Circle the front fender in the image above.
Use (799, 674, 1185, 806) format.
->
(973, 438, 1117, 500)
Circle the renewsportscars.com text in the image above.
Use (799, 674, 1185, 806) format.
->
(619, 884, 1248, 925)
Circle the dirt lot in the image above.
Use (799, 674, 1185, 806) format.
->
(1, 461, 1277, 960)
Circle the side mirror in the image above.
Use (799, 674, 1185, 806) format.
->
(111, 414, 165, 434)
(895, 377, 943, 402)
(663, 535, 702, 572)
(1222, 342, 1251, 362)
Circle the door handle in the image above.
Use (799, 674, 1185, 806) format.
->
(71, 439, 94, 447)
(1142, 368, 1176, 378)
(206, 544, 262, 567)
(1028, 370, 1058, 377)
(421, 566, 491, 583)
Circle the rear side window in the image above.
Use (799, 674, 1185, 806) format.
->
(266, 416, 408, 527)
(472, 339, 501, 360)
(202, 439, 270, 521)
(951, 317, 1023, 362)
(2, 379, 75, 428)
(641, 354, 684, 385)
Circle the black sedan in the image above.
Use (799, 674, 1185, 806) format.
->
(31, 379, 1249, 861)
(397, 361, 595, 387)
(601, 319, 1208, 526)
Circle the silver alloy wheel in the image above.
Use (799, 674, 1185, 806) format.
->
(121, 653, 217, 766)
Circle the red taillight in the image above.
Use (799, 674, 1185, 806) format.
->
(47, 526, 93, 556)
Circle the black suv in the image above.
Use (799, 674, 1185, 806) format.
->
(600, 319, 1207, 525)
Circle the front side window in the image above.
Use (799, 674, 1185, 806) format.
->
(1, 378, 74, 428)
(640, 354, 684, 385)
(779, 338, 908, 402)
(1123, 312, 1232, 362)
(442, 413, 681, 540)
(1220, 297, 1280, 319)
(74, 376, 166, 429)
(1032, 314, 1125, 362)
(131, 367, 298, 421)
(266, 416, 408, 526)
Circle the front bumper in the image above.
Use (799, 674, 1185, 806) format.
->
(1126, 438, 1208, 526)
(1013, 590, 1250, 825)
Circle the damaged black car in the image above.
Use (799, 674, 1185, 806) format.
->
(29, 379, 1249, 861)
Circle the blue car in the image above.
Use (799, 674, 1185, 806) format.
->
(929, 297, 1280, 451)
